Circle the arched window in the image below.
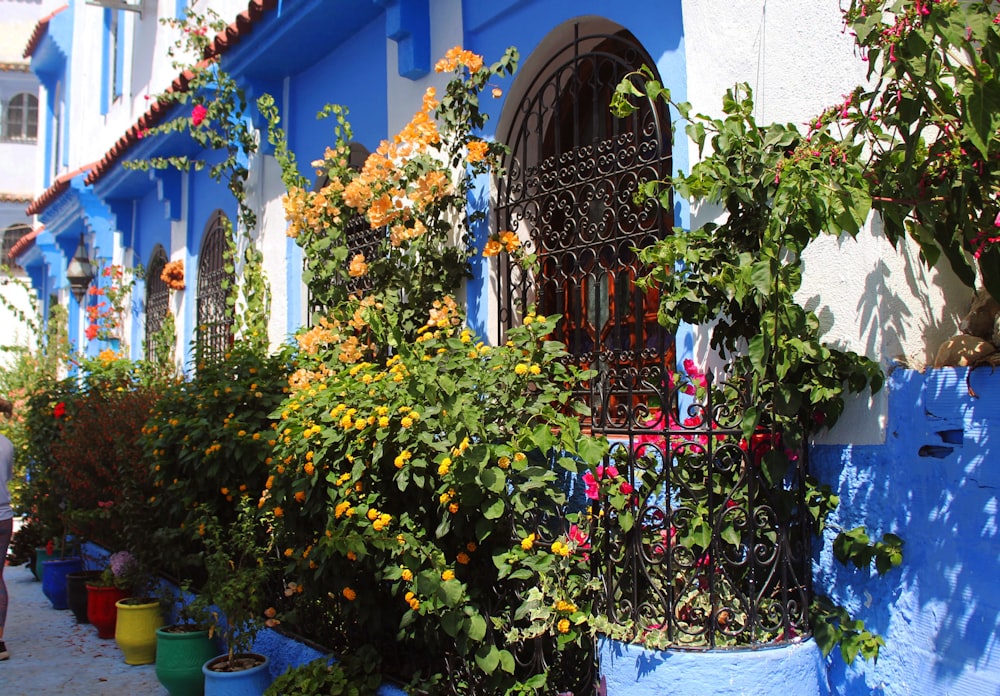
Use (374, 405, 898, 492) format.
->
(2, 224, 30, 274)
(145, 246, 169, 363)
(495, 24, 674, 427)
(3, 93, 39, 142)
(196, 211, 234, 362)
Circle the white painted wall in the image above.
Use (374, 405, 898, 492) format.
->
(683, 0, 971, 443)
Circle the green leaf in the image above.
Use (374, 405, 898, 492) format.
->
(467, 613, 487, 641)
(475, 645, 500, 674)
(963, 81, 1000, 159)
(483, 498, 506, 520)
(480, 468, 505, 494)
(498, 649, 516, 674)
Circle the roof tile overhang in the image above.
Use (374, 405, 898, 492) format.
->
(7, 225, 45, 262)
(23, 5, 69, 59)
(84, 0, 278, 188)
(26, 162, 98, 217)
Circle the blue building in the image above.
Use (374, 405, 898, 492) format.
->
(12, 2, 999, 694)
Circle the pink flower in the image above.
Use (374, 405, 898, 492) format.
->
(620, 481, 634, 495)
(568, 524, 588, 546)
(605, 465, 619, 479)
(191, 104, 208, 127)
(582, 471, 599, 500)
(994, 211, 1000, 228)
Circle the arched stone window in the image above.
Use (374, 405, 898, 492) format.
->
(145, 245, 169, 362)
(3, 93, 39, 141)
(196, 211, 234, 362)
(495, 23, 675, 427)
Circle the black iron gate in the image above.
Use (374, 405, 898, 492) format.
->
(494, 25, 811, 678)
(196, 210, 234, 362)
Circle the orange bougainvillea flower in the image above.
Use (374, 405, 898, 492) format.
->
(348, 253, 369, 278)
(466, 140, 489, 163)
(160, 259, 186, 290)
(482, 239, 502, 257)
(500, 230, 521, 252)
(435, 46, 484, 74)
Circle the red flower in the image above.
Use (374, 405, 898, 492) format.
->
(191, 104, 208, 127)
(53, 402, 66, 419)
(582, 470, 599, 500)
(85, 324, 99, 340)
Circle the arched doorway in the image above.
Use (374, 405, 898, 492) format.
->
(495, 21, 675, 429)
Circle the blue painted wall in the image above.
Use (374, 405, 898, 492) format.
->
(287, 16, 388, 181)
(811, 368, 1000, 695)
(600, 638, 831, 696)
(598, 369, 1000, 694)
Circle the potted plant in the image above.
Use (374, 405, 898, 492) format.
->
(40, 537, 81, 610)
(193, 498, 279, 696)
(86, 550, 135, 639)
(155, 584, 219, 696)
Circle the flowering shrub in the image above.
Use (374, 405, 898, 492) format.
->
(45, 353, 167, 553)
(84, 264, 136, 345)
(141, 340, 291, 580)
(267, 46, 517, 335)
(842, 0, 1000, 301)
(266, 297, 606, 692)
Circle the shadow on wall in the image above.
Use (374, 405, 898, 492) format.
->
(811, 367, 1000, 695)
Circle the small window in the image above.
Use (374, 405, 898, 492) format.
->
(196, 211, 235, 363)
(2, 224, 31, 274)
(3, 94, 38, 142)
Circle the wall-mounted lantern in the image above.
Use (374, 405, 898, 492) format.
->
(65, 233, 94, 303)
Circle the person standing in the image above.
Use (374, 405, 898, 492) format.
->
(0, 396, 14, 661)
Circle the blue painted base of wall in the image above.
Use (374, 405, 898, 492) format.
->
(600, 638, 830, 696)
(252, 629, 407, 695)
(812, 368, 1000, 696)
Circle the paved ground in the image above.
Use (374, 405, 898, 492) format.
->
(1, 562, 168, 696)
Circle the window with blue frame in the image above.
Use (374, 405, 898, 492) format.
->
(101, 8, 125, 113)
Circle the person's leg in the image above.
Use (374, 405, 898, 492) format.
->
(0, 517, 12, 649)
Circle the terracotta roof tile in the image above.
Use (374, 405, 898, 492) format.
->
(23, 5, 69, 60)
(7, 225, 45, 261)
(26, 162, 98, 216)
(85, 0, 278, 187)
